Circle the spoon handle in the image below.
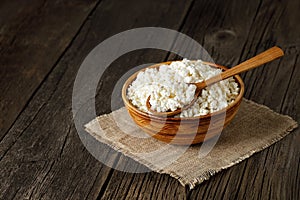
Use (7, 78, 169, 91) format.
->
(202, 46, 284, 87)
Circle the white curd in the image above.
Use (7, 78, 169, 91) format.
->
(127, 59, 239, 117)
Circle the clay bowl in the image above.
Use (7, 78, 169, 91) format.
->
(122, 61, 245, 145)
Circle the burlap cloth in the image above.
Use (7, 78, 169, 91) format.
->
(85, 99, 298, 189)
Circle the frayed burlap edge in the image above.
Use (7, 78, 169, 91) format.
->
(84, 99, 298, 190)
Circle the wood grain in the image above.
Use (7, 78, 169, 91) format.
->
(0, 0, 299, 199)
(0, 0, 98, 140)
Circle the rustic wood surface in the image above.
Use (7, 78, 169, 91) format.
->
(0, 0, 299, 199)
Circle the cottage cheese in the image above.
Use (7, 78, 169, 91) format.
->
(127, 59, 239, 117)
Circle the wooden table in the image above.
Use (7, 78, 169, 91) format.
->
(1, 0, 299, 199)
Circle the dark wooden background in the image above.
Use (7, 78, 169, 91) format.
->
(0, 0, 299, 199)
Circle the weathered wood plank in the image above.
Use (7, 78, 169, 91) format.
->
(0, 0, 98, 140)
(0, 0, 194, 199)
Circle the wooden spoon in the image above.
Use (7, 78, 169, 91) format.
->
(146, 46, 284, 117)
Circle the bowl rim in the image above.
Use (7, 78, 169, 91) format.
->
(122, 60, 245, 121)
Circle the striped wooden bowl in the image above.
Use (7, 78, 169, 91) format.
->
(122, 61, 245, 145)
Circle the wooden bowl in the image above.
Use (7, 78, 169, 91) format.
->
(122, 61, 245, 145)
